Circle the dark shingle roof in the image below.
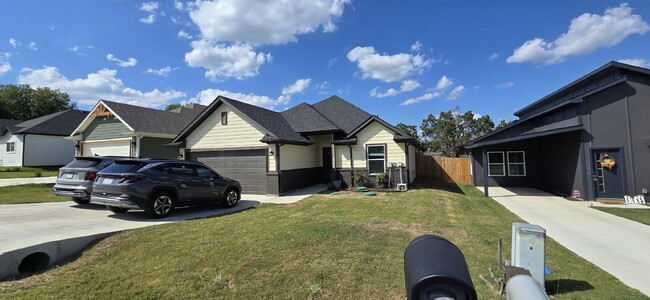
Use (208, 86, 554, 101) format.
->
(0, 118, 22, 135)
(103, 100, 205, 136)
(281, 103, 340, 133)
(224, 97, 311, 144)
(8, 110, 88, 136)
(311, 95, 371, 134)
(173, 95, 412, 146)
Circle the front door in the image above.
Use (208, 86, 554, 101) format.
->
(322, 147, 332, 183)
(592, 149, 625, 199)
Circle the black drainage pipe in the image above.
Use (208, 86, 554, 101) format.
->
(18, 252, 50, 274)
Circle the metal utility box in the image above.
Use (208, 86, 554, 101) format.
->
(511, 223, 546, 288)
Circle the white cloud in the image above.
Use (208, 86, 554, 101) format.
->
(401, 92, 441, 106)
(177, 30, 193, 39)
(370, 80, 421, 98)
(411, 41, 422, 52)
(184, 40, 271, 81)
(106, 53, 138, 67)
(495, 81, 514, 88)
(618, 58, 650, 67)
(139, 2, 159, 13)
(174, 0, 184, 11)
(434, 75, 453, 91)
(328, 57, 337, 68)
(447, 85, 466, 100)
(488, 53, 499, 61)
(19, 66, 185, 107)
(0, 53, 11, 75)
(190, 88, 288, 110)
(140, 14, 156, 24)
(188, 0, 351, 45)
(69, 45, 94, 56)
(27, 42, 37, 51)
(507, 4, 650, 64)
(145, 66, 178, 76)
(282, 78, 311, 95)
(9, 38, 18, 48)
(347, 46, 432, 83)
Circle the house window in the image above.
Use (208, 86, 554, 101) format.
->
(221, 112, 228, 125)
(507, 151, 526, 176)
(6, 142, 15, 153)
(367, 145, 386, 175)
(487, 152, 505, 176)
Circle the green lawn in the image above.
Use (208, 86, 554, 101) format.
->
(0, 184, 67, 204)
(0, 180, 646, 299)
(592, 206, 650, 226)
(0, 166, 60, 179)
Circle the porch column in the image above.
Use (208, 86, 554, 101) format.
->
(482, 146, 489, 197)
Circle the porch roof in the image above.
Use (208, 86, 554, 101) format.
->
(465, 124, 583, 149)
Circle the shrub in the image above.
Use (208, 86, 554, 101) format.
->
(376, 172, 388, 188)
(352, 170, 370, 187)
(34, 171, 43, 177)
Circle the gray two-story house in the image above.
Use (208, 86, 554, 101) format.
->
(466, 61, 650, 201)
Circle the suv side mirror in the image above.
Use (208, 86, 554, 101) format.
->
(404, 235, 477, 300)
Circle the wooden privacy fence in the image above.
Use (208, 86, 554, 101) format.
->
(416, 154, 471, 184)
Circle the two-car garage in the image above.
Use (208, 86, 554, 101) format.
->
(186, 149, 267, 195)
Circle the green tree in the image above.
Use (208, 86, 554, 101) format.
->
(496, 119, 511, 129)
(164, 103, 182, 111)
(396, 122, 419, 138)
(0, 84, 75, 120)
(420, 106, 495, 157)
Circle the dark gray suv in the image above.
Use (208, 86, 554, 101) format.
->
(90, 159, 241, 218)
(53, 156, 125, 204)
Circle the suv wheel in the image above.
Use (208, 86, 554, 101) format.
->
(72, 197, 90, 205)
(222, 189, 239, 208)
(108, 206, 129, 214)
(146, 192, 175, 218)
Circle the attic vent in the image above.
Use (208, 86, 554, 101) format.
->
(221, 112, 228, 125)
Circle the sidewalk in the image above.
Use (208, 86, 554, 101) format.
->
(486, 187, 650, 296)
(0, 176, 57, 187)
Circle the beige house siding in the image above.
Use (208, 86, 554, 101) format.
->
(185, 103, 275, 171)
(351, 121, 406, 170)
(280, 134, 332, 171)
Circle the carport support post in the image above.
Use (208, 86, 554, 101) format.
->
(482, 147, 489, 197)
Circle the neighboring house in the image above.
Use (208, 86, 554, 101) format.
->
(466, 61, 650, 200)
(0, 110, 88, 167)
(69, 100, 205, 158)
(170, 95, 419, 195)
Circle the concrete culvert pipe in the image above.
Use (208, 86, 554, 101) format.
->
(18, 252, 50, 274)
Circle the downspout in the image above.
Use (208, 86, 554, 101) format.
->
(482, 146, 489, 197)
(623, 90, 636, 194)
(348, 144, 354, 187)
(404, 142, 410, 185)
(21, 134, 26, 167)
(135, 135, 142, 157)
(276, 144, 282, 194)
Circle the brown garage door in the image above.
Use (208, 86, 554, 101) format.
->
(186, 149, 267, 195)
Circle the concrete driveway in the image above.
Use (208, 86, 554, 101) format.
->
(0, 184, 325, 280)
(487, 187, 650, 296)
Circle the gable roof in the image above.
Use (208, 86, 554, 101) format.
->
(1, 110, 88, 136)
(72, 100, 206, 137)
(173, 95, 417, 147)
(0, 118, 22, 136)
(174, 96, 312, 145)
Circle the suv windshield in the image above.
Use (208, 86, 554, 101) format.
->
(65, 158, 100, 168)
(102, 161, 145, 173)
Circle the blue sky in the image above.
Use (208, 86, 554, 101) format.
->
(1, 1, 649, 128)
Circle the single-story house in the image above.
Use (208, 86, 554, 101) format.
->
(0, 110, 88, 167)
(69, 100, 205, 158)
(466, 61, 650, 200)
(170, 95, 419, 195)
